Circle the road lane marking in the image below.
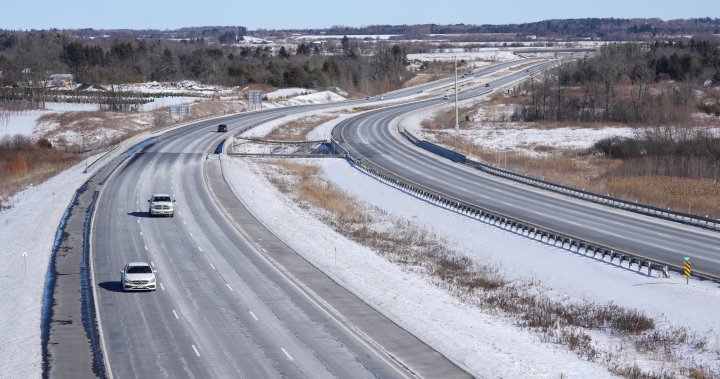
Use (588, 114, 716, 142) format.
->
(139, 231, 142, 236)
(191, 344, 200, 357)
(197, 246, 202, 252)
(172, 310, 179, 319)
(209, 263, 216, 270)
(159, 283, 165, 291)
(225, 283, 234, 291)
(137, 219, 140, 224)
(144, 245, 148, 251)
(260, 248, 267, 253)
(189, 232, 193, 238)
(281, 348, 294, 361)
(150, 261, 155, 267)
(183, 220, 187, 225)
(249, 311, 258, 321)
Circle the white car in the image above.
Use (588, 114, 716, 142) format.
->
(121, 262, 157, 291)
(148, 194, 175, 217)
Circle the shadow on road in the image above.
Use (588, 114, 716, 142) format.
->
(127, 211, 151, 218)
(98, 281, 124, 293)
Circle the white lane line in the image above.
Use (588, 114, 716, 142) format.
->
(150, 261, 155, 267)
(260, 248, 267, 254)
(225, 283, 234, 291)
(189, 232, 193, 238)
(139, 231, 143, 236)
(137, 219, 140, 224)
(209, 263, 216, 270)
(172, 309, 179, 319)
(183, 220, 187, 225)
(159, 283, 165, 291)
(197, 246, 202, 252)
(144, 245, 148, 251)
(281, 348, 294, 361)
(249, 311, 258, 321)
(136, 192, 139, 197)
(191, 344, 201, 357)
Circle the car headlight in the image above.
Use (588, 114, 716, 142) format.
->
(149, 277, 156, 283)
(123, 276, 131, 283)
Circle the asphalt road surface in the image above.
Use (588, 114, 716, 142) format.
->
(335, 63, 720, 278)
(91, 109, 471, 377)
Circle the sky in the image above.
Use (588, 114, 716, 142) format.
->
(0, 0, 718, 31)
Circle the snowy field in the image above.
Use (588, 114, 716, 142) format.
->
(0, 156, 99, 379)
(408, 50, 519, 63)
(221, 155, 720, 378)
(400, 101, 638, 157)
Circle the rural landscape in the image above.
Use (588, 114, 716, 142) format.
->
(1, 2, 720, 378)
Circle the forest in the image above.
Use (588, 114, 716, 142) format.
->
(0, 32, 409, 99)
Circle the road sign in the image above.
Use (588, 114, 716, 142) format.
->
(683, 257, 691, 284)
(248, 90, 263, 109)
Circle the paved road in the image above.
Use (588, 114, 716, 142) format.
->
(335, 63, 720, 277)
(91, 109, 473, 377)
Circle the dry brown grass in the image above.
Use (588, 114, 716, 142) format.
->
(603, 176, 720, 217)
(0, 136, 80, 205)
(263, 115, 337, 141)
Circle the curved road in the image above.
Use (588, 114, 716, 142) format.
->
(335, 64, 720, 277)
(92, 114, 472, 376)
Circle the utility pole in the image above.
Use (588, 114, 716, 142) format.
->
(454, 56, 459, 133)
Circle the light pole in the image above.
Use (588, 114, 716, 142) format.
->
(454, 56, 459, 133)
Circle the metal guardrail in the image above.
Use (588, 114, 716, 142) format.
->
(227, 114, 288, 154)
(400, 130, 720, 233)
(227, 153, 341, 158)
(331, 137, 719, 283)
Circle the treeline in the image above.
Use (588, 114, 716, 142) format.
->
(0, 32, 409, 97)
(316, 18, 720, 40)
(513, 39, 720, 125)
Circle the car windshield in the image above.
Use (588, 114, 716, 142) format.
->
(153, 196, 171, 202)
(127, 265, 152, 274)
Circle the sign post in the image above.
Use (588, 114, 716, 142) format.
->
(683, 256, 691, 285)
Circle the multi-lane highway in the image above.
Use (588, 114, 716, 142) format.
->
(87, 59, 557, 378)
(90, 113, 477, 376)
(334, 64, 720, 277)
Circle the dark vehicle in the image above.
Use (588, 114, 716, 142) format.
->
(217, 124, 228, 132)
(485, 83, 490, 87)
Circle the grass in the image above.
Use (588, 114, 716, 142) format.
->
(0, 135, 80, 207)
(263, 115, 337, 141)
(257, 159, 716, 379)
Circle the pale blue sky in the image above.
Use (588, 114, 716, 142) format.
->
(1, 0, 718, 30)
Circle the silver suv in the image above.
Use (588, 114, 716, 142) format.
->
(148, 194, 175, 217)
(121, 262, 157, 291)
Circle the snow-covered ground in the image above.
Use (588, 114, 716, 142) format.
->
(274, 90, 346, 106)
(291, 34, 398, 40)
(265, 87, 314, 99)
(408, 50, 519, 63)
(400, 101, 638, 157)
(0, 156, 99, 379)
(0, 110, 51, 137)
(221, 154, 720, 378)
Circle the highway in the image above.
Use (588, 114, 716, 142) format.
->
(91, 113, 475, 376)
(334, 63, 720, 278)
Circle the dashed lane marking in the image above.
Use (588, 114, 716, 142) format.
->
(159, 283, 165, 291)
(225, 283, 234, 291)
(209, 263, 216, 270)
(150, 261, 155, 267)
(191, 345, 200, 357)
(281, 348, 294, 361)
(172, 310, 179, 320)
(144, 245, 148, 251)
(249, 311, 258, 321)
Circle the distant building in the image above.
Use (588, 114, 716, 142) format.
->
(48, 74, 74, 88)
